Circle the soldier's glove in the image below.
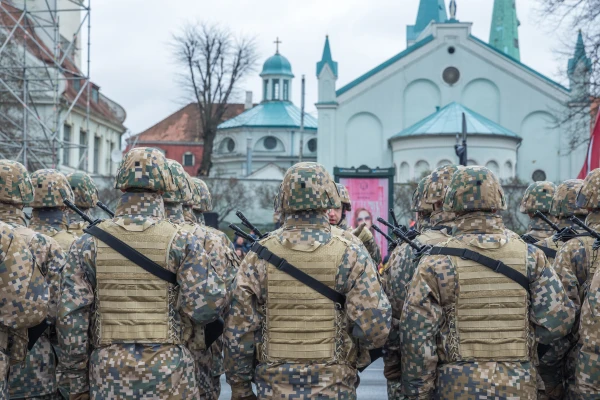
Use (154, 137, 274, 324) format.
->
(352, 222, 374, 245)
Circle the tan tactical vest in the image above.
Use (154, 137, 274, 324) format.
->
(93, 220, 180, 346)
(67, 221, 86, 238)
(48, 230, 77, 254)
(445, 237, 531, 362)
(419, 229, 452, 246)
(259, 235, 356, 364)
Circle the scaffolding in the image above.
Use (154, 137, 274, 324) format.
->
(0, 0, 90, 171)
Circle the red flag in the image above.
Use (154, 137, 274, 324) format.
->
(578, 111, 600, 179)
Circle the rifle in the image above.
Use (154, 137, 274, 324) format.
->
(386, 209, 420, 241)
(64, 199, 102, 226)
(389, 208, 401, 228)
(377, 217, 430, 258)
(372, 225, 399, 253)
(97, 201, 115, 218)
(236, 210, 267, 239)
(533, 211, 579, 243)
(569, 216, 600, 250)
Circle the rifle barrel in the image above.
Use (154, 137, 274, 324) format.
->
(377, 217, 423, 252)
(569, 216, 600, 240)
(372, 225, 396, 244)
(235, 210, 264, 238)
(97, 201, 115, 218)
(64, 199, 95, 225)
(389, 208, 400, 228)
(228, 224, 255, 243)
(534, 211, 560, 232)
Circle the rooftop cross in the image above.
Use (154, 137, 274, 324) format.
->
(274, 37, 282, 54)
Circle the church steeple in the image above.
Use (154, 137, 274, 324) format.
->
(489, 0, 521, 61)
(568, 31, 591, 101)
(316, 35, 338, 78)
(407, 0, 448, 46)
(316, 35, 338, 104)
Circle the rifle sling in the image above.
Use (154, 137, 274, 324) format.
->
(250, 242, 346, 307)
(429, 247, 529, 291)
(27, 322, 48, 351)
(84, 225, 177, 285)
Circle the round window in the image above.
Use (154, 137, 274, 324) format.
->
(307, 138, 317, 152)
(442, 66, 460, 85)
(264, 136, 277, 150)
(532, 169, 547, 182)
(226, 138, 235, 152)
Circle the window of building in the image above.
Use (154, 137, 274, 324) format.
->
(183, 152, 194, 166)
(307, 138, 317, 152)
(263, 80, 268, 100)
(226, 138, 235, 152)
(73, 79, 81, 92)
(264, 136, 277, 150)
(442, 66, 460, 85)
(532, 169, 546, 182)
(272, 79, 280, 100)
(92, 87, 99, 103)
(63, 124, 71, 166)
(93, 136, 101, 174)
(283, 80, 289, 101)
(79, 130, 87, 170)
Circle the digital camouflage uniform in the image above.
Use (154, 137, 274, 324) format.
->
(381, 166, 458, 399)
(224, 162, 391, 400)
(535, 179, 590, 399)
(520, 181, 556, 242)
(0, 161, 66, 400)
(66, 172, 98, 237)
(401, 166, 576, 400)
(334, 183, 382, 266)
(57, 147, 227, 399)
(164, 161, 238, 400)
(0, 221, 48, 398)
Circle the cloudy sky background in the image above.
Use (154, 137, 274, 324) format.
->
(88, 0, 578, 136)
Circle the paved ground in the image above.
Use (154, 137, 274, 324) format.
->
(218, 358, 387, 399)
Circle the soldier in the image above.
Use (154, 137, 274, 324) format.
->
(328, 183, 382, 265)
(224, 162, 391, 399)
(381, 165, 457, 399)
(0, 160, 66, 400)
(164, 160, 237, 400)
(0, 221, 48, 397)
(57, 147, 227, 398)
(66, 171, 99, 237)
(401, 166, 576, 399)
(28, 169, 78, 253)
(520, 181, 557, 242)
(576, 268, 600, 398)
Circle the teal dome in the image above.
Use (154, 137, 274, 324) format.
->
(260, 53, 294, 78)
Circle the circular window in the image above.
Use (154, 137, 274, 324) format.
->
(442, 66, 460, 85)
(264, 136, 277, 150)
(532, 169, 547, 182)
(307, 138, 317, 152)
(226, 138, 235, 152)
(448, 46, 456, 54)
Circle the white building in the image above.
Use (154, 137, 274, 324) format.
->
(316, 0, 590, 183)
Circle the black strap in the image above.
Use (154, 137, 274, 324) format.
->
(205, 318, 224, 348)
(250, 242, 346, 306)
(429, 247, 529, 291)
(84, 225, 177, 285)
(537, 343, 551, 359)
(531, 244, 557, 260)
(520, 234, 538, 244)
(27, 322, 48, 351)
(431, 225, 452, 232)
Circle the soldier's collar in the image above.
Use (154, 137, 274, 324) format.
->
(453, 211, 505, 234)
(284, 210, 330, 231)
(30, 208, 69, 231)
(114, 191, 165, 219)
(164, 202, 185, 225)
(0, 203, 27, 226)
(430, 210, 456, 228)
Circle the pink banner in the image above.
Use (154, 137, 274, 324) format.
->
(339, 177, 389, 260)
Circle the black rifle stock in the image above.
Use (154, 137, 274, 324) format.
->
(64, 199, 101, 226)
(97, 201, 115, 218)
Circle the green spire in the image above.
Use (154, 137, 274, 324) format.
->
(568, 30, 591, 76)
(407, 0, 448, 44)
(316, 35, 338, 78)
(489, 0, 520, 61)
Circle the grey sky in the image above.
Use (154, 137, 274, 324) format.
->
(89, 0, 577, 137)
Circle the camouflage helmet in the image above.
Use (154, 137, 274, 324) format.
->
(336, 183, 352, 211)
(66, 172, 98, 209)
(423, 164, 459, 205)
(550, 179, 588, 217)
(163, 160, 193, 204)
(278, 162, 340, 213)
(183, 173, 202, 208)
(0, 160, 34, 205)
(443, 166, 506, 212)
(519, 181, 555, 214)
(411, 176, 434, 213)
(577, 169, 600, 210)
(115, 147, 176, 193)
(30, 169, 74, 208)
(192, 178, 212, 212)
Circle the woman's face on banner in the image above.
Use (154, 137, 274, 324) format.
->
(357, 209, 372, 229)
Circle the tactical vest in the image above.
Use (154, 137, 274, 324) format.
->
(47, 230, 77, 254)
(67, 221, 86, 238)
(419, 229, 452, 246)
(259, 235, 356, 364)
(93, 220, 181, 347)
(444, 237, 531, 362)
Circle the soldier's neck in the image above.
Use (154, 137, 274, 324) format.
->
(0, 203, 27, 226)
(31, 208, 69, 230)
(114, 191, 165, 219)
(429, 210, 456, 228)
(193, 210, 205, 226)
(585, 210, 600, 227)
(337, 216, 349, 230)
(528, 213, 555, 232)
(454, 211, 504, 234)
(164, 202, 185, 225)
(182, 206, 196, 224)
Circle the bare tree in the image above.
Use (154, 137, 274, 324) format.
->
(204, 177, 253, 224)
(171, 22, 258, 176)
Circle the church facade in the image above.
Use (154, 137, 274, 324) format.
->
(316, 0, 590, 183)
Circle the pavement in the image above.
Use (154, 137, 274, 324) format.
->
(218, 358, 387, 399)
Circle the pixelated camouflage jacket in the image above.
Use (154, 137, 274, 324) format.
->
(29, 208, 78, 253)
(0, 221, 48, 398)
(381, 209, 455, 395)
(190, 209, 237, 254)
(224, 211, 391, 400)
(57, 192, 227, 399)
(0, 203, 67, 398)
(525, 216, 556, 242)
(400, 212, 576, 400)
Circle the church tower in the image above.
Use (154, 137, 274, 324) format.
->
(489, 0, 520, 61)
(316, 36, 338, 103)
(568, 31, 591, 102)
(407, 0, 447, 46)
(316, 36, 339, 173)
(260, 38, 294, 102)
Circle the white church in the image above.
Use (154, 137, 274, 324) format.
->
(316, 0, 591, 183)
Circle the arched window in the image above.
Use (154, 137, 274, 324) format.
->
(415, 160, 430, 179)
(400, 162, 410, 182)
(272, 79, 280, 100)
(485, 160, 500, 177)
(467, 159, 478, 166)
(504, 161, 513, 180)
(283, 80, 289, 101)
(307, 138, 317, 153)
(437, 159, 452, 168)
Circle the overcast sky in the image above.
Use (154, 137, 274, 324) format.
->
(88, 0, 578, 137)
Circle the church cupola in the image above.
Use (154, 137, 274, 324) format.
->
(568, 30, 591, 102)
(489, 0, 521, 61)
(260, 38, 294, 102)
(407, 0, 448, 46)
